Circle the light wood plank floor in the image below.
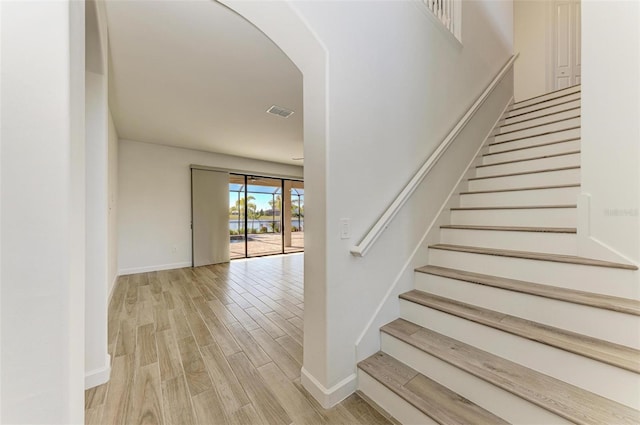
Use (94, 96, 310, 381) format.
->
(85, 254, 390, 425)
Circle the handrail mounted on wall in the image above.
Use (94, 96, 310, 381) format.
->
(350, 54, 518, 257)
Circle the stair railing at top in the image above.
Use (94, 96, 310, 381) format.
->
(350, 54, 518, 257)
(424, 0, 461, 41)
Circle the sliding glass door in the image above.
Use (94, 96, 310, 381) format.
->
(228, 173, 303, 259)
(285, 180, 304, 253)
(229, 174, 246, 260)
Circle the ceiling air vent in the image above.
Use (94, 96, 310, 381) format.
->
(266, 105, 294, 118)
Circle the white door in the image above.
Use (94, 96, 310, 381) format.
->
(553, 0, 581, 89)
(192, 169, 230, 267)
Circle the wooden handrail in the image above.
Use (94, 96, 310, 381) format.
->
(350, 54, 519, 257)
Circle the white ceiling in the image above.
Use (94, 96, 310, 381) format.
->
(105, 0, 303, 165)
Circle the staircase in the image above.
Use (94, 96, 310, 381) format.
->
(357, 86, 640, 424)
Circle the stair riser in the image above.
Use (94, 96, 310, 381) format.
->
(493, 128, 580, 150)
(512, 87, 581, 109)
(380, 333, 573, 425)
(413, 273, 640, 348)
(504, 100, 581, 124)
(468, 168, 580, 191)
(439, 228, 577, 255)
(489, 135, 580, 154)
(428, 249, 639, 298)
(459, 186, 580, 208)
(357, 371, 437, 425)
(509, 92, 581, 116)
(500, 108, 580, 133)
(475, 153, 581, 177)
(495, 117, 580, 142)
(483, 139, 581, 165)
(393, 306, 640, 408)
(450, 208, 576, 227)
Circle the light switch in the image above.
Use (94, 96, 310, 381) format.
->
(340, 218, 351, 239)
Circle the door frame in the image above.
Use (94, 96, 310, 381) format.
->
(189, 164, 303, 265)
(546, 0, 581, 91)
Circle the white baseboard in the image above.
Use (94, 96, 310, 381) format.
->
(577, 194, 639, 266)
(301, 367, 357, 409)
(85, 354, 111, 389)
(107, 273, 119, 305)
(118, 261, 192, 276)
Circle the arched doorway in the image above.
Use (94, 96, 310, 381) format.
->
(218, 0, 337, 406)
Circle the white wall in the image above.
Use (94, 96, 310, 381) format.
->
(225, 0, 513, 406)
(514, 0, 548, 101)
(298, 0, 513, 399)
(580, 0, 640, 266)
(108, 111, 119, 294)
(84, 0, 111, 390)
(1, 1, 85, 422)
(117, 140, 303, 274)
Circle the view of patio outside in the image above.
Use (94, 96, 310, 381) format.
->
(229, 174, 304, 259)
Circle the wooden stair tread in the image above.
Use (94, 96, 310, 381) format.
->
(485, 138, 580, 155)
(469, 166, 580, 181)
(498, 115, 581, 136)
(476, 150, 580, 168)
(430, 244, 638, 270)
(489, 134, 579, 148)
(440, 225, 576, 233)
(399, 290, 640, 372)
(451, 204, 576, 211)
(415, 265, 640, 316)
(460, 183, 579, 195)
(502, 106, 581, 126)
(507, 98, 581, 120)
(494, 126, 580, 145)
(510, 90, 581, 111)
(512, 85, 580, 106)
(381, 318, 639, 425)
(358, 352, 509, 425)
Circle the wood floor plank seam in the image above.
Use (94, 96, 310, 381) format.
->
(88, 255, 391, 425)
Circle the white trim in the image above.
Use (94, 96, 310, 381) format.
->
(190, 164, 302, 182)
(118, 261, 192, 276)
(107, 274, 119, 305)
(577, 194, 639, 266)
(301, 367, 357, 409)
(545, 0, 555, 92)
(355, 97, 514, 361)
(411, 0, 463, 47)
(350, 54, 518, 257)
(85, 355, 111, 389)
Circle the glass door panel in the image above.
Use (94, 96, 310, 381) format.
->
(228, 174, 303, 259)
(229, 174, 246, 259)
(246, 177, 283, 257)
(285, 181, 304, 253)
